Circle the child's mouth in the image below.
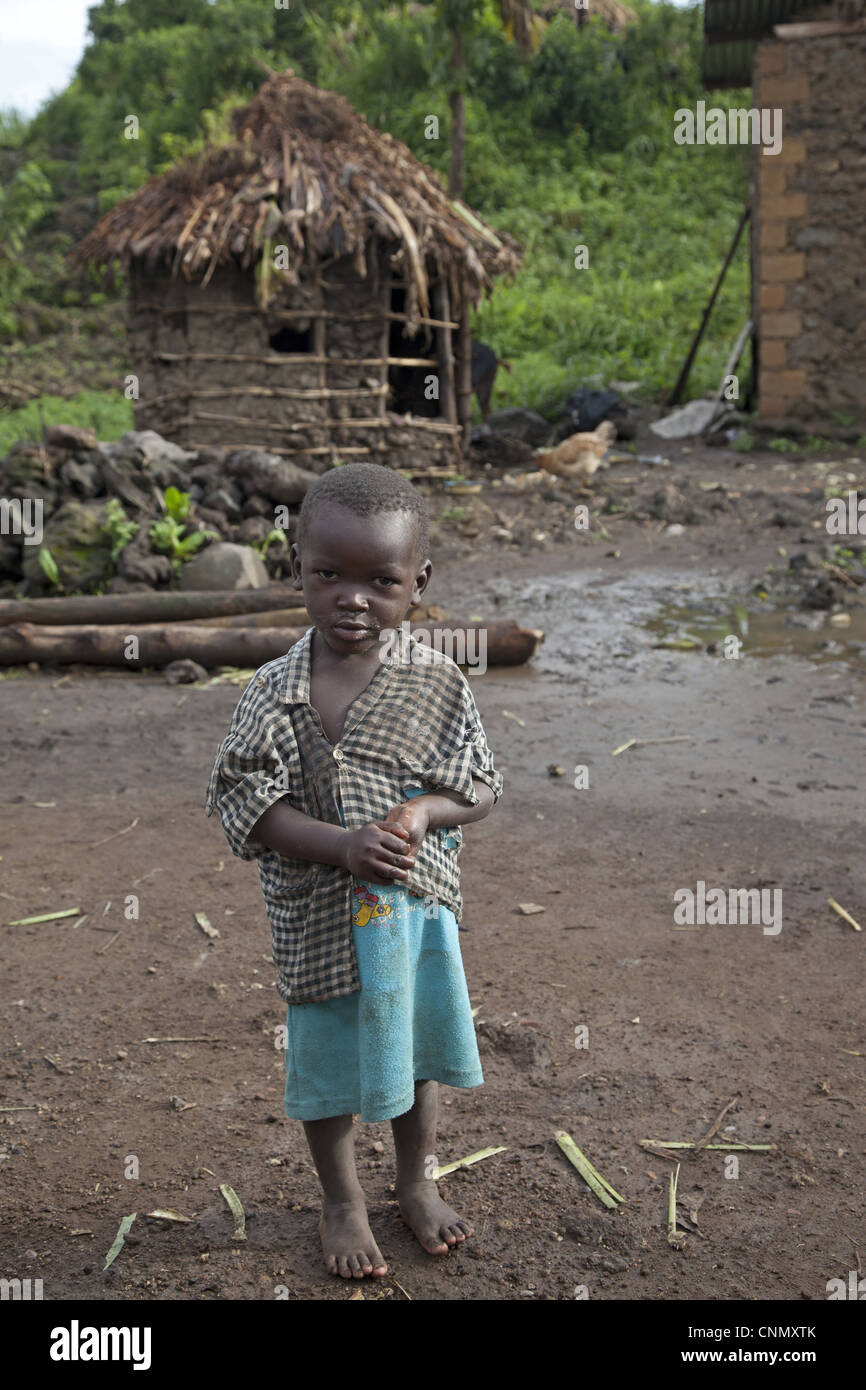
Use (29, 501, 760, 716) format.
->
(332, 622, 376, 642)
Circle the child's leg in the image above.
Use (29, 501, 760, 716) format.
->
(390, 1079, 474, 1255)
(302, 1115, 388, 1279)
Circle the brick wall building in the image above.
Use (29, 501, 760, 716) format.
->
(704, 2, 866, 432)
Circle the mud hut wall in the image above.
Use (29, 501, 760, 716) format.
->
(127, 262, 191, 441)
(320, 255, 387, 453)
(752, 33, 866, 430)
(126, 253, 459, 466)
(381, 419, 460, 473)
(182, 266, 327, 450)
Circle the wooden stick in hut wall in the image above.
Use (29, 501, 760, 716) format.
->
(134, 304, 462, 330)
(178, 413, 461, 435)
(134, 384, 390, 409)
(151, 353, 439, 367)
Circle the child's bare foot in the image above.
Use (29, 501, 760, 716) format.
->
(396, 1180, 474, 1255)
(318, 1198, 388, 1278)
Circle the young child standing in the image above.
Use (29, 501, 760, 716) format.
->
(205, 462, 503, 1280)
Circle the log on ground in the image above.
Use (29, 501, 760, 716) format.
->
(182, 602, 427, 629)
(405, 621, 543, 666)
(176, 608, 309, 628)
(0, 586, 300, 627)
(0, 623, 307, 670)
(0, 619, 543, 669)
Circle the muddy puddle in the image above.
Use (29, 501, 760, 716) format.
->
(647, 596, 866, 671)
(468, 569, 866, 680)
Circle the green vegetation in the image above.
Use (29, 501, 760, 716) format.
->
(1, 0, 752, 438)
(38, 547, 60, 586)
(828, 544, 865, 574)
(254, 529, 289, 560)
(104, 497, 139, 560)
(770, 434, 840, 455)
(0, 389, 134, 455)
(148, 486, 218, 574)
(440, 505, 473, 522)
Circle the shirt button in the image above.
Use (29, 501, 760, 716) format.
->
(333, 748, 344, 762)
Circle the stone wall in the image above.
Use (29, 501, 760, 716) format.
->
(752, 33, 866, 430)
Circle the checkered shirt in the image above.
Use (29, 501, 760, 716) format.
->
(205, 626, 503, 1004)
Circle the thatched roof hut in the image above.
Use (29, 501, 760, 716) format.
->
(71, 70, 521, 469)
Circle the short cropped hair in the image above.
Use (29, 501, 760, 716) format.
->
(297, 461, 429, 564)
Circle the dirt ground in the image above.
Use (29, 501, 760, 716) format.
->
(1, 422, 864, 1302)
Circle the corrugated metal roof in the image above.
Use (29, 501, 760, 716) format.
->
(703, 0, 823, 85)
(703, 38, 759, 85)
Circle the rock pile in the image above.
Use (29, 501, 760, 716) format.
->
(0, 427, 321, 598)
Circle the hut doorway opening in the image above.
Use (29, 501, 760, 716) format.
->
(387, 285, 439, 418)
(269, 323, 312, 354)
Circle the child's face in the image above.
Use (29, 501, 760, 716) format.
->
(291, 503, 431, 654)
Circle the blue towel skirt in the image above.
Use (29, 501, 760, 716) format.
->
(283, 854, 484, 1122)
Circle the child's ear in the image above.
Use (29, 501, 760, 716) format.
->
(289, 543, 303, 588)
(412, 559, 432, 601)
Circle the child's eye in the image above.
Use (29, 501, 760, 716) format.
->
(315, 570, 337, 579)
(375, 577, 399, 587)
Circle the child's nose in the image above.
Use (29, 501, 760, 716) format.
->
(338, 590, 370, 610)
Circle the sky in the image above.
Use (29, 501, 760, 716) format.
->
(0, 0, 92, 118)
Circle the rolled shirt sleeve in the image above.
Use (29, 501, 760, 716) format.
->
(410, 675, 503, 808)
(205, 673, 303, 861)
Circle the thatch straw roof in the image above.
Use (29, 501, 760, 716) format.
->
(70, 70, 522, 331)
(539, 0, 637, 30)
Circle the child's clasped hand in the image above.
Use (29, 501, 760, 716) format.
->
(340, 801, 431, 885)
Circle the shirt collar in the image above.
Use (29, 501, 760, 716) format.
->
(279, 625, 315, 704)
(279, 624, 421, 705)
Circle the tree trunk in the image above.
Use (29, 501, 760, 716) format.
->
(448, 27, 466, 198)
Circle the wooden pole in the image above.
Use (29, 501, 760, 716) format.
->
(712, 317, 753, 416)
(747, 157, 759, 414)
(378, 253, 391, 444)
(668, 205, 750, 407)
(313, 272, 328, 449)
(456, 282, 473, 450)
(433, 281, 458, 428)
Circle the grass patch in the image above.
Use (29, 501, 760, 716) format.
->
(0, 390, 134, 454)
